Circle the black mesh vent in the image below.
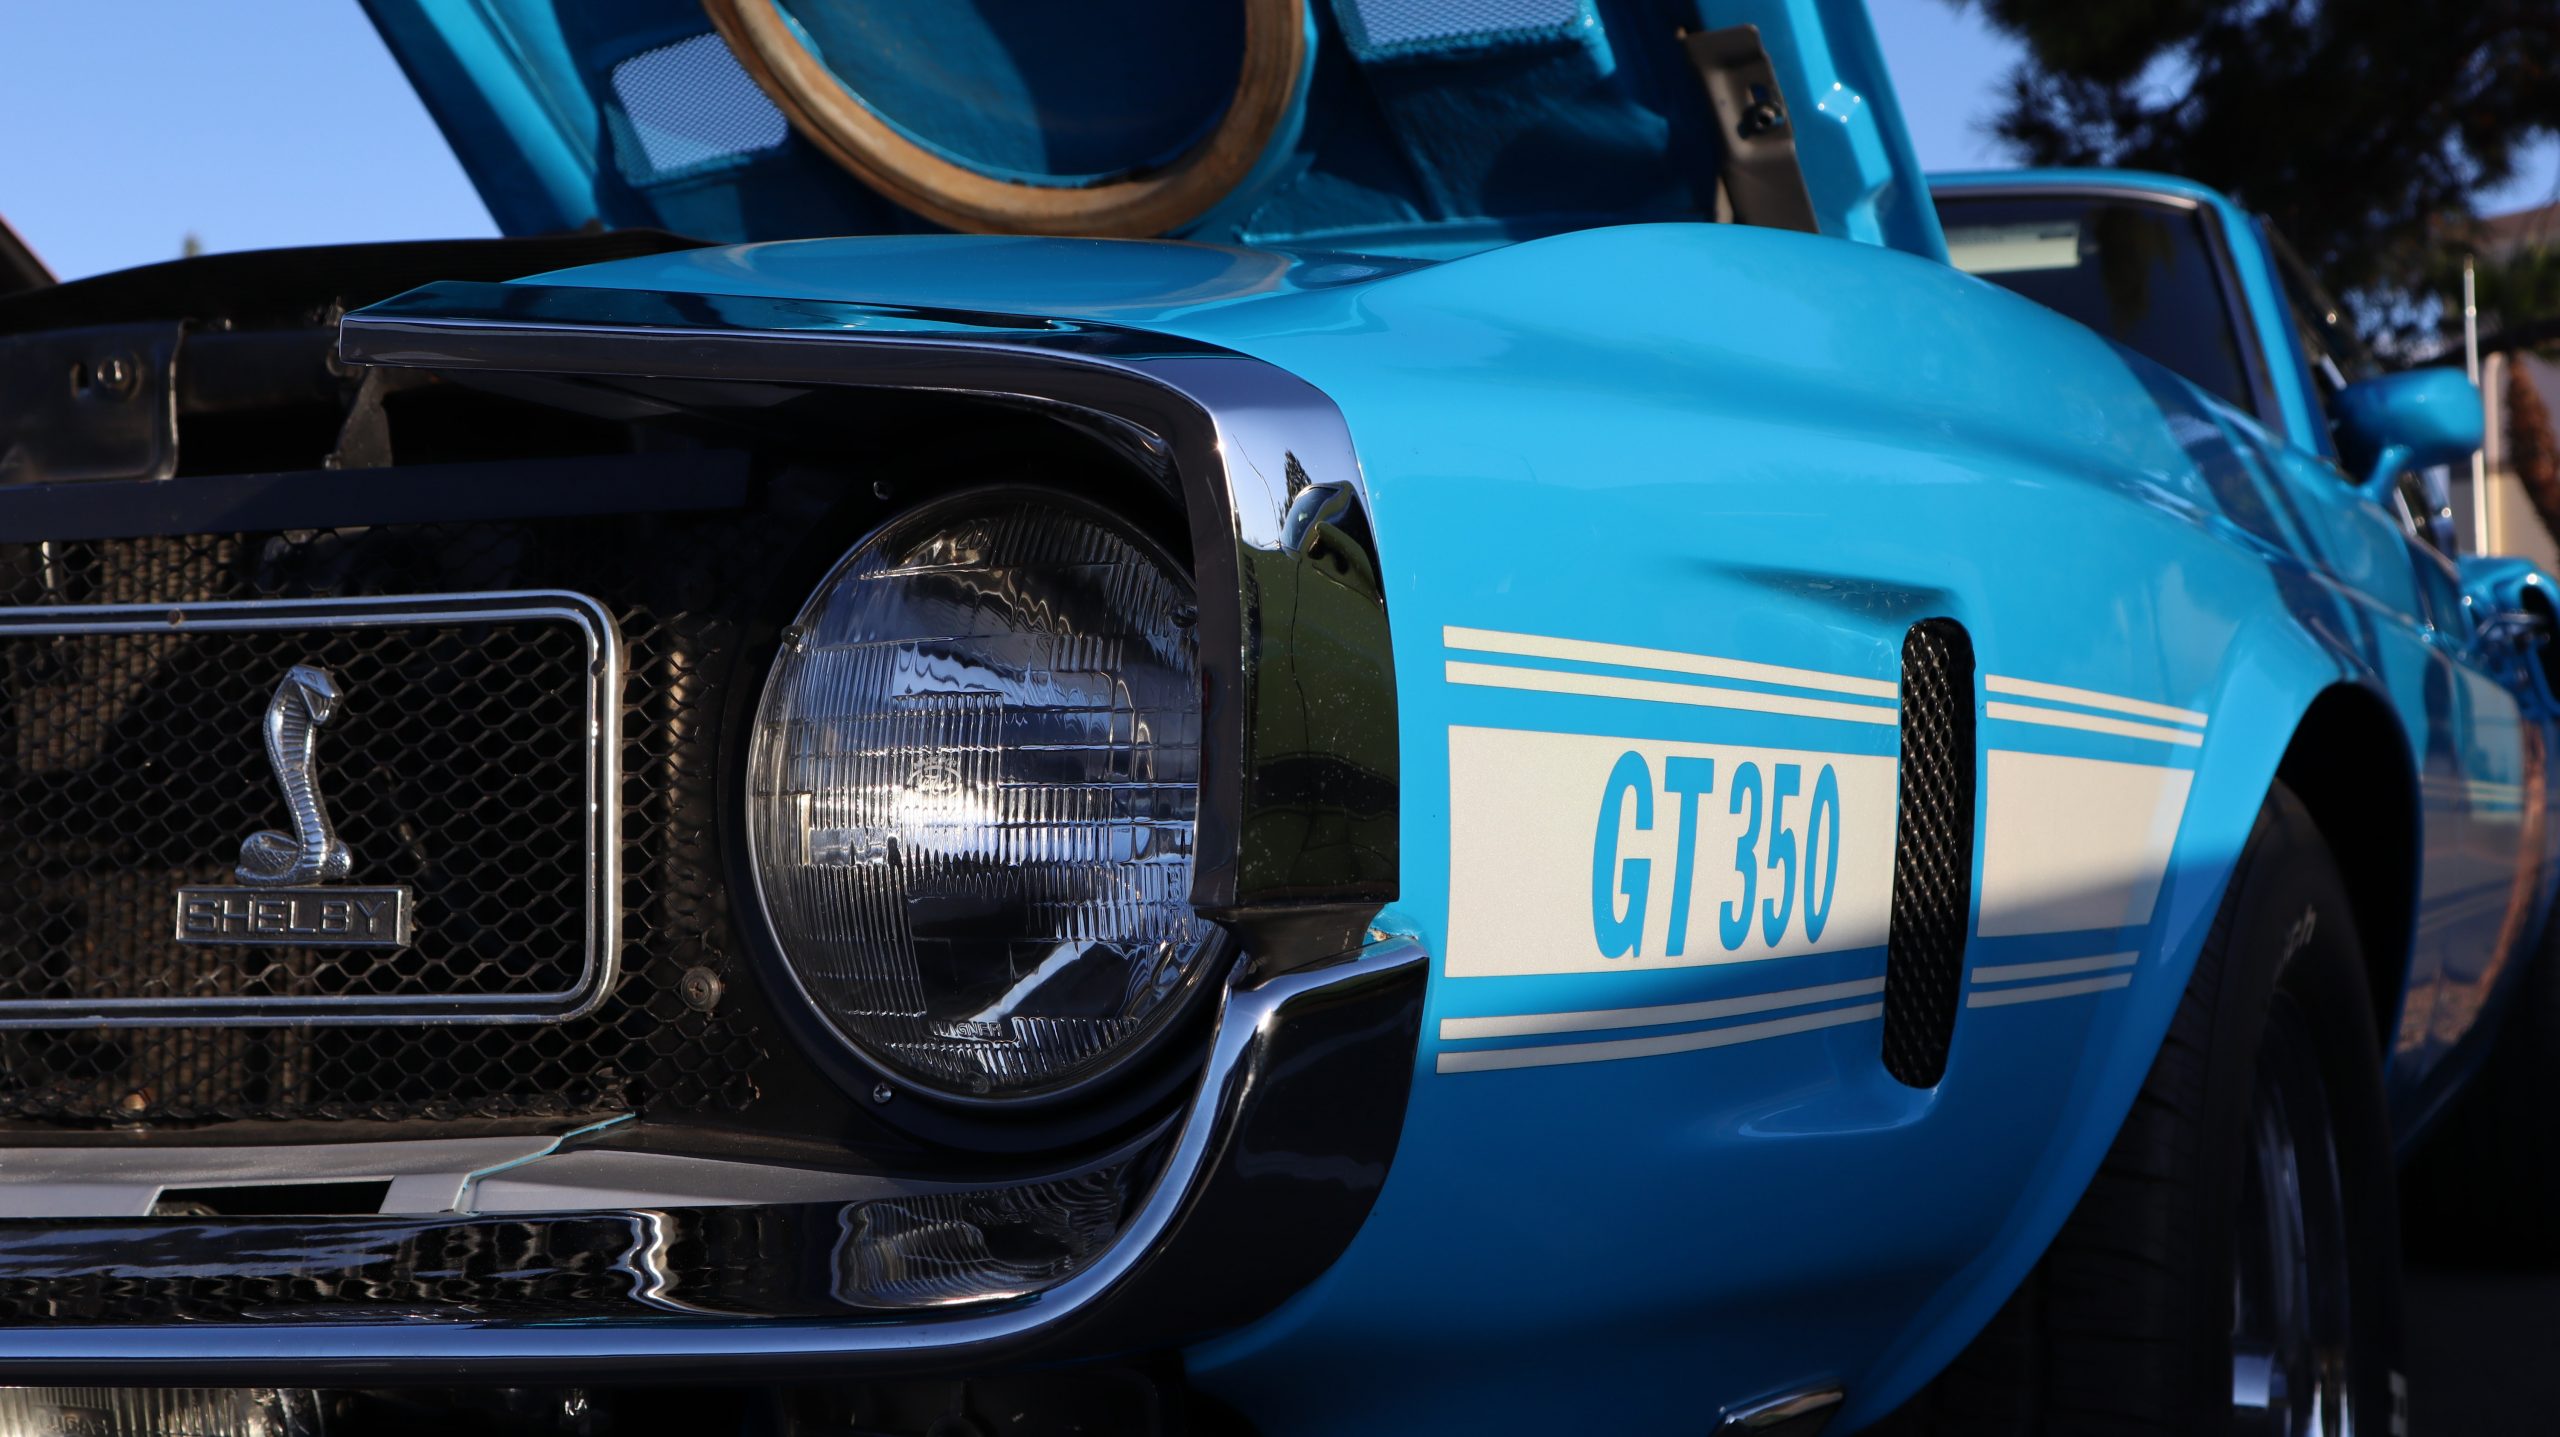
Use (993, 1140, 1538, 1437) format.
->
(0, 506, 822, 1126)
(1881, 618, 1976, 1089)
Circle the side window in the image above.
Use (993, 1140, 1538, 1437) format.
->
(2260, 226, 2461, 555)
(2262, 224, 2379, 458)
(1938, 191, 2273, 425)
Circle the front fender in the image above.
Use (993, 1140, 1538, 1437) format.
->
(1174, 223, 2420, 1431)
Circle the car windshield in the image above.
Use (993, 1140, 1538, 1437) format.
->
(1936, 191, 2260, 418)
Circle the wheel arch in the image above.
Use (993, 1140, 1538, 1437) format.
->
(1834, 620, 2414, 1428)
(2274, 681, 2421, 1053)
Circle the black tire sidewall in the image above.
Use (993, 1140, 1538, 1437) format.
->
(1887, 784, 2407, 1436)
(2189, 786, 2404, 1431)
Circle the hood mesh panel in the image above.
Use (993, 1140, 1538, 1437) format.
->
(606, 32, 791, 186)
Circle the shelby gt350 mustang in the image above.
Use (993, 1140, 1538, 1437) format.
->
(0, 1, 2543, 1433)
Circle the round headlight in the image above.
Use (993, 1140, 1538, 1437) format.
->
(746, 490, 1222, 1102)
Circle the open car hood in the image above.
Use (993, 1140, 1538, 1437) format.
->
(359, 0, 1942, 261)
(0, 216, 49, 296)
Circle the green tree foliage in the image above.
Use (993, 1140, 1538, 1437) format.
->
(2472, 242, 2560, 353)
(1958, 0, 2560, 342)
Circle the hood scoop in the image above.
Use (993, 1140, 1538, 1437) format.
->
(702, 0, 1301, 237)
(363, 0, 1941, 260)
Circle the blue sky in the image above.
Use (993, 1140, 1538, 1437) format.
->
(3, 1, 2554, 281)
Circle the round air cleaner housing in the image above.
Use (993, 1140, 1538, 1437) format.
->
(703, 0, 1309, 236)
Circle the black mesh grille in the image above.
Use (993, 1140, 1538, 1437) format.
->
(2, 619, 590, 1006)
(1881, 618, 1976, 1089)
(0, 504, 819, 1125)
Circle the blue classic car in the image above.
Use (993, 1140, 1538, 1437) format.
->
(0, 1, 2542, 1435)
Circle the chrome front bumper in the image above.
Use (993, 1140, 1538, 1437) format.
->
(0, 938, 1427, 1383)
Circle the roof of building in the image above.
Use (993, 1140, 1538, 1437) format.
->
(2480, 200, 2560, 257)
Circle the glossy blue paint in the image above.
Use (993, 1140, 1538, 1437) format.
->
(522, 233, 1436, 323)
(1178, 225, 2307, 1434)
(2337, 366, 2489, 493)
(1932, 168, 2537, 1144)
(359, 0, 1943, 262)
(499, 187, 2540, 1425)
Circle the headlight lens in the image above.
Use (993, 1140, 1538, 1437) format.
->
(747, 491, 1220, 1101)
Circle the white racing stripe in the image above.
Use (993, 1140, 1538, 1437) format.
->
(1446, 661, 1897, 726)
(1964, 973, 2134, 1008)
(1445, 626, 1899, 700)
(1969, 952, 2139, 984)
(1445, 727, 1898, 976)
(1436, 1002, 1884, 1074)
(1986, 701, 2204, 748)
(1440, 976, 1886, 1041)
(1984, 674, 2207, 729)
(1978, 751, 2194, 938)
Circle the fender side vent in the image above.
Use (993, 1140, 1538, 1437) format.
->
(1881, 618, 1977, 1088)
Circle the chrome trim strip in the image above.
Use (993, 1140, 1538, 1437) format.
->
(1715, 1381, 1845, 1435)
(0, 1135, 565, 1219)
(339, 284, 1398, 941)
(1933, 181, 2204, 212)
(0, 1124, 1176, 1219)
(0, 936, 1428, 1375)
(466, 1143, 1143, 1214)
(0, 590, 622, 1025)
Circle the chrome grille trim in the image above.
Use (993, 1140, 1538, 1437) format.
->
(0, 590, 621, 1026)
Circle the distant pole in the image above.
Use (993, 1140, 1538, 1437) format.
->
(2467, 255, 2489, 554)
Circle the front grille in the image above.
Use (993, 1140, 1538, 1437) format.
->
(0, 606, 600, 1017)
(1880, 617, 1976, 1089)
(0, 496, 838, 1125)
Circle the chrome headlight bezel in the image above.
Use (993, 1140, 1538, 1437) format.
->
(740, 485, 1232, 1111)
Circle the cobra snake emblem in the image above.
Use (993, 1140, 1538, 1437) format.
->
(236, 664, 353, 886)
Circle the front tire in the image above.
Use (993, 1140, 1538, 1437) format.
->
(1886, 782, 2403, 1435)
